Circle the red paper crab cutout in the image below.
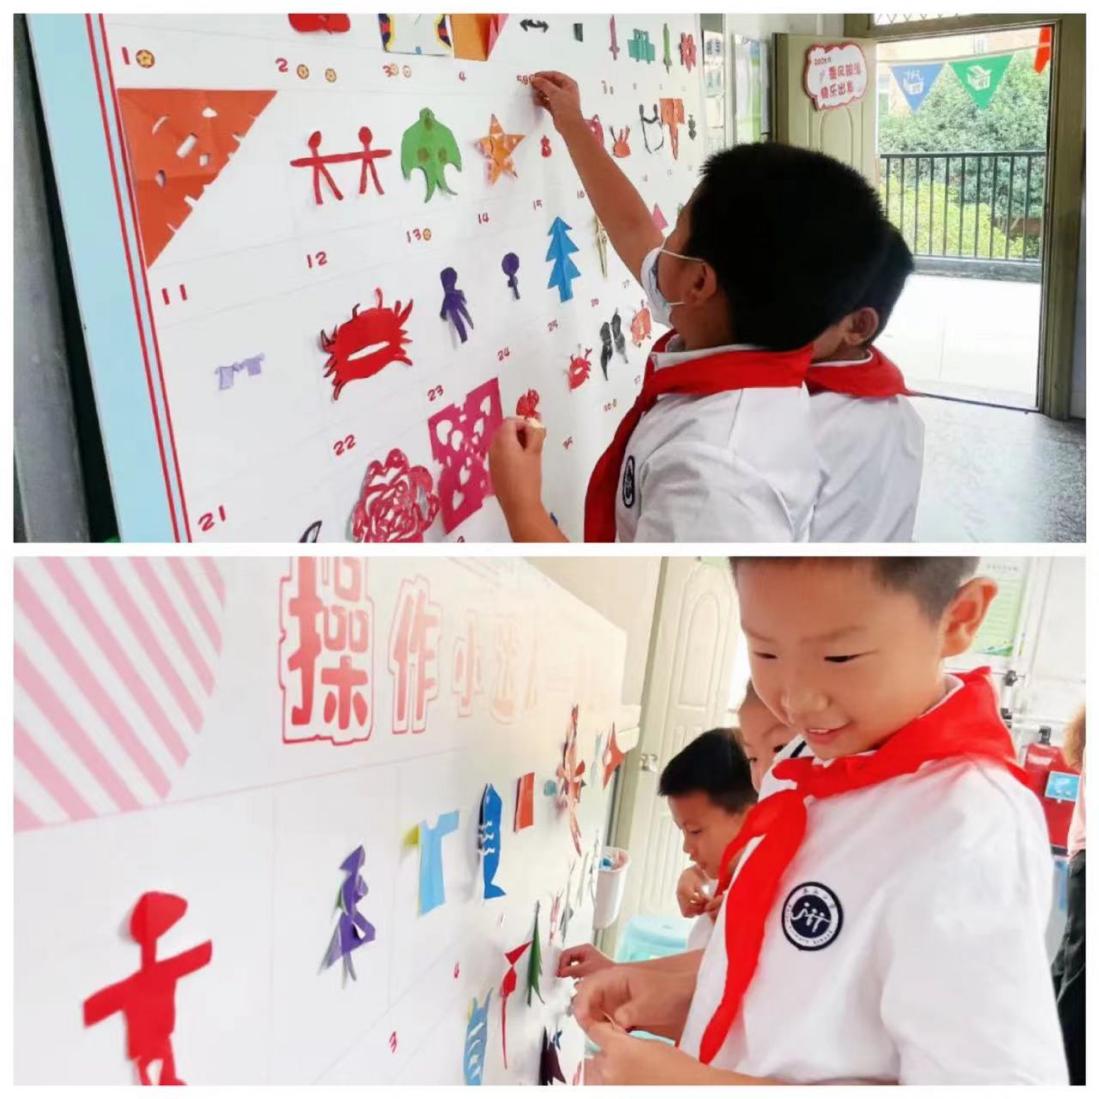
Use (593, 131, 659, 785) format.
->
(321, 289, 413, 399)
(516, 389, 541, 420)
(568, 349, 593, 391)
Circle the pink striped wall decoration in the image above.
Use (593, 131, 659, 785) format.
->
(13, 558, 226, 832)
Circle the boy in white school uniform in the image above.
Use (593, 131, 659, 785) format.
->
(809, 224, 925, 541)
(488, 72, 898, 544)
(573, 557, 1068, 1085)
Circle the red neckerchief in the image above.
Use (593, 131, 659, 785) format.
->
(698, 668, 1027, 1065)
(583, 332, 812, 542)
(806, 344, 912, 398)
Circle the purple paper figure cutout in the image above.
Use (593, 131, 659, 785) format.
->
(322, 845, 376, 981)
(501, 253, 521, 299)
(83, 891, 212, 1086)
(215, 352, 265, 390)
(440, 267, 474, 343)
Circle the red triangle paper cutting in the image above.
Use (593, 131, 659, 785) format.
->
(116, 88, 276, 267)
(602, 724, 628, 788)
(499, 939, 531, 1069)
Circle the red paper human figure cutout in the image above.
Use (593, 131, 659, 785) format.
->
(679, 32, 697, 71)
(290, 127, 391, 205)
(499, 939, 531, 1068)
(428, 378, 504, 532)
(602, 724, 628, 787)
(630, 301, 653, 346)
(116, 89, 275, 267)
(321, 289, 413, 398)
(351, 448, 439, 542)
(388, 575, 442, 734)
(556, 705, 587, 855)
(516, 389, 541, 421)
(289, 14, 351, 33)
(659, 99, 685, 159)
(515, 772, 535, 830)
(83, 892, 212, 1086)
(568, 348, 593, 391)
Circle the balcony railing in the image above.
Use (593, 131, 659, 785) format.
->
(880, 150, 1045, 275)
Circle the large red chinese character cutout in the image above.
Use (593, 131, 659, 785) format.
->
(453, 611, 484, 717)
(389, 576, 442, 734)
(428, 378, 504, 532)
(83, 892, 212, 1086)
(491, 616, 522, 723)
(279, 558, 374, 744)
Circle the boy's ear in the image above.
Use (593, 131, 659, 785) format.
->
(849, 307, 881, 345)
(693, 260, 721, 304)
(940, 578, 999, 658)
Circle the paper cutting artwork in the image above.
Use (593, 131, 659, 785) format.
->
(440, 267, 474, 343)
(479, 783, 506, 899)
(520, 19, 549, 32)
(351, 448, 439, 543)
(463, 991, 491, 1085)
(527, 901, 545, 1005)
(401, 109, 462, 201)
(609, 16, 621, 60)
(546, 217, 581, 303)
(688, 114, 697, 140)
(515, 771, 535, 829)
(451, 14, 507, 61)
(321, 290, 413, 399)
(598, 323, 613, 380)
(539, 1028, 566, 1085)
(628, 28, 655, 63)
(679, 32, 697, 70)
(602, 724, 628, 787)
(289, 127, 390, 205)
(116, 89, 275, 267)
(279, 559, 373, 744)
(639, 103, 664, 153)
(549, 890, 563, 942)
(499, 940, 531, 1068)
(567, 348, 592, 391)
(322, 845, 377, 982)
(611, 309, 629, 362)
(585, 115, 605, 147)
(428, 378, 504, 532)
(215, 352, 264, 390)
(475, 115, 524, 183)
(610, 125, 631, 157)
(515, 389, 541, 422)
(560, 863, 576, 940)
(556, 705, 587, 854)
(379, 14, 452, 56)
(83, 892, 212, 1086)
(300, 520, 322, 542)
(630, 302, 653, 346)
(418, 809, 460, 914)
(662, 23, 673, 73)
(594, 217, 609, 278)
(660, 98, 685, 159)
(501, 252, 521, 299)
(289, 14, 350, 32)
(541, 135, 552, 157)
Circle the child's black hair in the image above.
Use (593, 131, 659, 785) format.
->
(859, 223, 914, 342)
(658, 729, 758, 814)
(730, 557, 981, 619)
(686, 143, 888, 350)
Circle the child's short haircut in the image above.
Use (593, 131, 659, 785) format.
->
(730, 557, 980, 619)
(860, 223, 914, 342)
(658, 729, 758, 814)
(686, 143, 888, 350)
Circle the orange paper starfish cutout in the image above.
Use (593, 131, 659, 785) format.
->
(475, 115, 524, 183)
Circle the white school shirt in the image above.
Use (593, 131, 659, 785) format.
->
(808, 354, 925, 542)
(680, 685, 1067, 1084)
(614, 337, 821, 543)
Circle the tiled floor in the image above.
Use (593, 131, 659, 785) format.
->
(914, 396, 1086, 542)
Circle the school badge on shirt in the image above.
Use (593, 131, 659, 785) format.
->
(622, 455, 636, 508)
(782, 882, 843, 951)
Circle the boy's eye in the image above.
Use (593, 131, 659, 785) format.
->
(752, 650, 777, 660)
(824, 653, 865, 664)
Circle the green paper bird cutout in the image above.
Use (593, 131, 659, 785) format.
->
(401, 107, 462, 202)
(527, 899, 545, 1006)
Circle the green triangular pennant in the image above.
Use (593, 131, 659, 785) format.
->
(526, 900, 544, 1005)
(949, 54, 1013, 110)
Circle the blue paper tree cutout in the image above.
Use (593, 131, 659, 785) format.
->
(546, 217, 581, 303)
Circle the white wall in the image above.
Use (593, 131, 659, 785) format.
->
(530, 557, 660, 709)
(725, 13, 844, 37)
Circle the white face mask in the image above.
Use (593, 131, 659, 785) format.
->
(641, 243, 703, 326)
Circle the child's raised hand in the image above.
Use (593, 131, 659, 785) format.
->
(675, 865, 711, 917)
(557, 943, 613, 978)
(488, 416, 545, 517)
(530, 71, 584, 132)
(573, 966, 694, 1040)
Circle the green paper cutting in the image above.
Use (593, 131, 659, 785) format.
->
(527, 900, 545, 1005)
(401, 107, 462, 201)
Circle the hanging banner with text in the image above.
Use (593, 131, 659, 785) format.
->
(950, 53, 1014, 110)
(889, 62, 944, 112)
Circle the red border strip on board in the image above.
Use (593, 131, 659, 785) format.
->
(98, 14, 193, 542)
(85, 14, 182, 541)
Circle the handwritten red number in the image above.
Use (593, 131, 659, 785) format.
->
(198, 505, 227, 533)
(333, 434, 356, 457)
(276, 57, 288, 73)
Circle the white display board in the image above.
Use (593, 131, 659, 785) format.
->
(30, 14, 705, 541)
(14, 556, 627, 1083)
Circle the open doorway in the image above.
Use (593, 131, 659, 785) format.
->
(875, 25, 1051, 409)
